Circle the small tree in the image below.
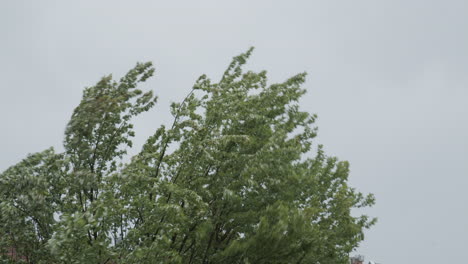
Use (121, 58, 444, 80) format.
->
(0, 48, 375, 264)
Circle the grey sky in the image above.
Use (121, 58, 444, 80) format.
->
(1, 1, 467, 263)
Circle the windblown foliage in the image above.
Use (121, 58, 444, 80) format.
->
(0, 48, 375, 264)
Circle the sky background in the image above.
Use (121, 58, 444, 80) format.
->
(1, 1, 467, 263)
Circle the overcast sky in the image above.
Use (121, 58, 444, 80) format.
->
(1, 1, 467, 263)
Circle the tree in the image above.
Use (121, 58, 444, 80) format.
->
(0, 48, 375, 264)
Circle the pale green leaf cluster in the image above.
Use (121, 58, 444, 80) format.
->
(0, 49, 375, 264)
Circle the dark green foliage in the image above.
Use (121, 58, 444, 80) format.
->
(0, 49, 375, 263)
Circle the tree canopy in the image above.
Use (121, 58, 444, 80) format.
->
(0, 48, 375, 264)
